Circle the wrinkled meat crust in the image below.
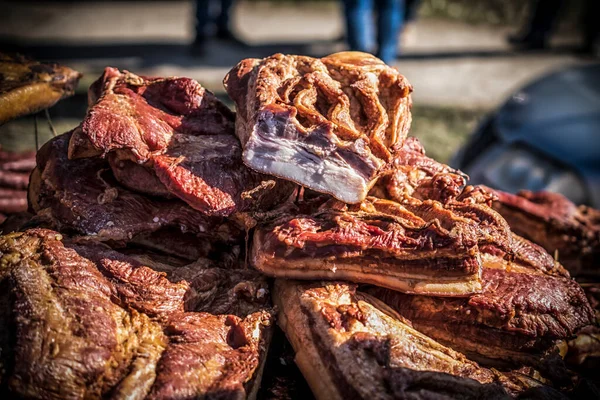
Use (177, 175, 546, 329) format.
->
(224, 52, 413, 204)
(274, 280, 535, 399)
(253, 198, 484, 296)
(0, 229, 273, 399)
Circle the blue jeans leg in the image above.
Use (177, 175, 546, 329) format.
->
(376, 0, 403, 63)
(342, 0, 374, 53)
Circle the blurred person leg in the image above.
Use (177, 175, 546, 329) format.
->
(404, 0, 420, 22)
(508, 0, 564, 49)
(192, 0, 212, 53)
(581, 0, 599, 56)
(375, 0, 403, 63)
(342, 0, 373, 53)
(215, 0, 240, 42)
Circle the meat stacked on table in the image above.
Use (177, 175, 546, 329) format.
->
(0, 52, 598, 399)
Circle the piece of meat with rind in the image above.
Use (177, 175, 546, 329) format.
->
(224, 52, 413, 204)
(71, 67, 296, 216)
(487, 187, 600, 276)
(67, 240, 190, 318)
(368, 260, 594, 367)
(371, 138, 513, 254)
(253, 198, 483, 296)
(273, 280, 539, 399)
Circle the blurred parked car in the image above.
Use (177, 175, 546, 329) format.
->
(452, 63, 600, 207)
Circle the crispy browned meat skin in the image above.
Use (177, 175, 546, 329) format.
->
(0, 229, 167, 400)
(66, 240, 191, 317)
(0, 53, 81, 125)
(486, 188, 600, 276)
(0, 229, 273, 399)
(224, 52, 413, 204)
(68, 237, 270, 320)
(372, 138, 514, 254)
(253, 198, 483, 296)
(69, 67, 295, 217)
(377, 137, 467, 203)
(148, 310, 272, 400)
(405, 199, 513, 254)
(456, 184, 496, 207)
(29, 131, 241, 248)
(368, 261, 594, 365)
(274, 280, 539, 400)
(370, 139, 579, 282)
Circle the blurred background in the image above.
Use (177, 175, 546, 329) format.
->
(1, 0, 599, 204)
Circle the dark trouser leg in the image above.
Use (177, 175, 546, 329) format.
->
(527, 0, 564, 40)
(375, 0, 403, 63)
(216, 0, 235, 33)
(582, 0, 599, 51)
(404, 0, 421, 22)
(195, 0, 211, 41)
(342, 0, 374, 53)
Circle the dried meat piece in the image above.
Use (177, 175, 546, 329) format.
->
(0, 53, 81, 124)
(368, 256, 593, 373)
(0, 229, 167, 399)
(274, 280, 538, 400)
(69, 67, 234, 161)
(152, 133, 295, 217)
(487, 188, 600, 276)
(70, 68, 295, 217)
(148, 310, 272, 400)
(376, 137, 467, 203)
(0, 229, 274, 399)
(29, 131, 241, 247)
(253, 198, 483, 296)
(372, 138, 514, 254)
(224, 52, 412, 204)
